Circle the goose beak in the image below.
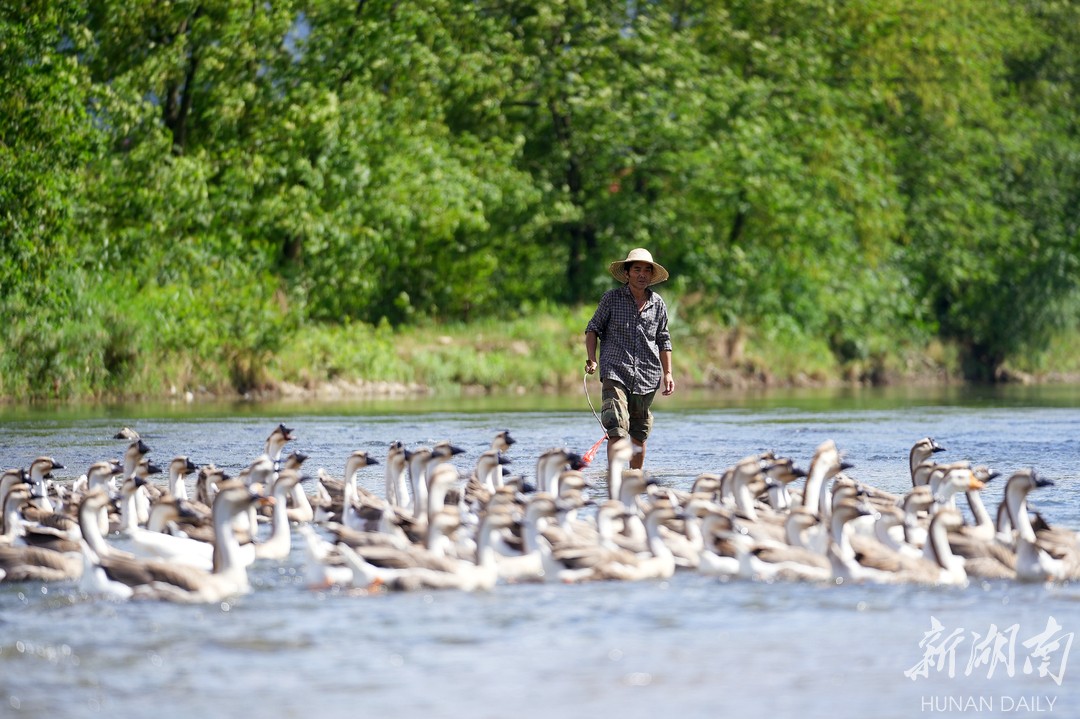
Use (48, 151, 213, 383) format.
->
(967, 477, 985, 491)
(839, 460, 855, 471)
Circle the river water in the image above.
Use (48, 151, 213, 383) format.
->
(2, 386, 1079, 719)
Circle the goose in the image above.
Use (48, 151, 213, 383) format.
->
(121, 439, 151, 479)
(940, 481, 1012, 575)
(383, 441, 410, 509)
(117, 439, 152, 524)
(533, 447, 586, 496)
(794, 440, 853, 518)
(264, 423, 295, 470)
(906, 509, 970, 586)
(2, 482, 71, 549)
(898, 486, 934, 548)
(595, 469, 654, 553)
(925, 460, 972, 502)
(1009, 472, 1080, 553)
(827, 500, 906, 584)
(404, 440, 466, 517)
(718, 453, 769, 509)
(544, 498, 640, 572)
(338, 508, 516, 592)
(115, 476, 219, 571)
(79, 482, 271, 603)
(328, 507, 465, 574)
(27, 456, 64, 513)
(296, 523, 354, 589)
(846, 502, 976, 581)
(276, 450, 314, 523)
(704, 509, 833, 583)
(998, 470, 1080, 582)
(114, 427, 141, 440)
(315, 450, 381, 529)
(947, 465, 1002, 545)
(235, 455, 275, 542)
(5, 463, 76, 547)
(491, 429, 517, 453)
(165, 456, 199, 502)
(0, 487, 82, 583)
(405, 446, 434, 519)
(909, 437, 947, 486)
(783, 506, 830, 555)
(422, 462, 467, 549)
(254, 469, 306, 560)
(721, 467, 788, 547)
(929, 466, 984, 512)
(494, 494, 598, 583)
(567, 499, 683, 583)
(696, 512, 744, 578)
(473, 449, 512, 494)
(602, 438, 633, 501)
(0, 469, 31, 542)
(762, 458, 805, 512)
(866, 507, 925, 560)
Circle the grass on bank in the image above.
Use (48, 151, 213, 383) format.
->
(19, 293, 1080, 404)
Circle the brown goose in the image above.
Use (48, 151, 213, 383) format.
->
(0, 487, 82, 583)
(79, 482, 271, 603)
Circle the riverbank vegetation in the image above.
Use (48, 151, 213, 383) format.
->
(3, 1, 1079, 402)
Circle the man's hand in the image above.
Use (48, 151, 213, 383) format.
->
(585, 359, 597, 375)
(662, 371, 675, 396)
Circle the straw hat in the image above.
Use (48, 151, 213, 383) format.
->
(608, 248, 669, 285)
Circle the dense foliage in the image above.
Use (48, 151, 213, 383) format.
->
(2, 0, 1078, 399)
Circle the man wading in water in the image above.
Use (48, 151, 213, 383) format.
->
(584, 248, 675, 470)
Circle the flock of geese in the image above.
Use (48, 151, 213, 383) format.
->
(1, 425, 1078, 603)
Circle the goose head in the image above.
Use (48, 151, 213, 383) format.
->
(491, 429, 517, 452)
(689, 473, 722, 497)
(29, 456, 64, 482)
(135, 457, 163, 481)
(86, 461, 124, 492)
(113, 427, 141, 441)
(909, 437, 947, 477)
(765, 457, 807, 486)
(282, 451, 310, 471)
(345, 450, 380, 480)
(933, 467, 982, 508)
(122, 439, 151, 474)
(168, 456, 199, 479)
(264, 423, 295, 459)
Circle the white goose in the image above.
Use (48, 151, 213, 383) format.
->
(567, 500, 683, 583)
(27, 456, 64, 513)
(383, 441, 410, 509)
(0, 487, 83, 583)
(491, 429, 517, 453)
(264, 423, 295, 470)
(909, 437, 947, 486)
(79, 482, 271, 603)
(339, 508, 516, 592)
(793, 440, 853, 518)
(116, 476, 218, 571)
(603, 438, 633, 502)
(254, 469, 305, 561)
(166, 456, 199, 502)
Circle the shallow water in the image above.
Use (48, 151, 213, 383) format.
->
(2, 388, 1080, 719)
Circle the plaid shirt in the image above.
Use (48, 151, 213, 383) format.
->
(585, 285, 672, 394)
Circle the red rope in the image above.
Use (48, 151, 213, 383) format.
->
(582, 434, 607, 466)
